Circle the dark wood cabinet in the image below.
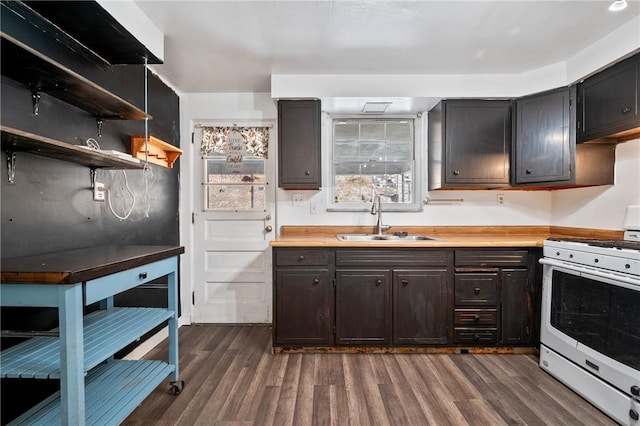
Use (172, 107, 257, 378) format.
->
(577, 53, 640, 143)
(513, 87, 575, 185)
(335, 269, 391, 345)
(273, 249, 333, 346)
(454, 249, 535, 346)
(428, 99, 511, 189)
(393, 269, 449, 345)
(277, 99, 322, 189)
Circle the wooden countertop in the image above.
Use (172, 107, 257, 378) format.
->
(1, 245, 185, 284)
(270, 226, 624, 248)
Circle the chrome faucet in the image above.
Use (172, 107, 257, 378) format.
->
(371, 193, 391, 235)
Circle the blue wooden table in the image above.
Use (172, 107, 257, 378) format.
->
(1, 245, 185, 425)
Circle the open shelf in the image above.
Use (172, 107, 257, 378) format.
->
(1, 126, 145, 171)
(131, 135, 183, 168)
(8, 360, 174, 426)
(0, 308, 174, 379)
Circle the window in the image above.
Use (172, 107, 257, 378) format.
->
(331, 118, 420, 211)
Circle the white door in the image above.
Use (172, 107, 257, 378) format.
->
(192, 123, 275, 323)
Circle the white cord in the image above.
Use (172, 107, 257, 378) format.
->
(107, 170, 136, 220)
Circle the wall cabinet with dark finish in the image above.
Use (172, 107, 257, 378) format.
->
(277, 99, 322, 189)
(428, 99, 511, 190)
(577, 53, 640, 143)
(273, 249, 333, 346)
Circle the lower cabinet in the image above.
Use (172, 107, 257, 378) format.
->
(273, 247, 538, 348)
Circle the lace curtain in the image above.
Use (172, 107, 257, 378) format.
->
(200, 126, 269, 158)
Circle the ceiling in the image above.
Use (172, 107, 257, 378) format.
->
(134, 0, 639, 112)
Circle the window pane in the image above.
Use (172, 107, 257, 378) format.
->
(333, 161, 414, 204)
(206, 158, 265, 183)
(360, 123, 385, 140)
(334, 141, 360, 161)
(205, 184, 265, 210)
(334, 123, 359, 140)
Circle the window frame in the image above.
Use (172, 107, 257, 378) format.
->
(327, 114, 424, 212)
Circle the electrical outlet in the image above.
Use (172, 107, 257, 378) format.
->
(94, 182, 106, 202)
(292, 193, 305, 207)
(497, 194, 505, 206)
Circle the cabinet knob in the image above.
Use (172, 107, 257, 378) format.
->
(525, 169, 532, 175)
(139, 272, 147, 279)
(298, 255, 305, 261)
(474, 287, 481, 295)
(401, 279, 409, 287)
(305, 170, 311, 175)
(630, 410, 639, 421)
(375, 279, 382, 286)
(622, 106, 632, 114)
(631, 385, 640, 396)
(452, 170, 460, 176)
(473, 334, 480, 342)
(312, 278, 320, 285)
(474, 315, 480, 322)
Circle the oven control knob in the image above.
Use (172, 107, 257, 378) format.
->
(630, 410, 639, 421)
(625, 264, 631, 269)
(631, 385, 640, 396)
(556, 252, 560, 256)
(593, 258, 599, 263)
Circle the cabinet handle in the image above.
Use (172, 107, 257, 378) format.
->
(139, 272, 147, 279)
(312, 278, 320, 285)
(305, 170, 311, 175)
(525, 169, 532, 175)
(622, 106, 632, 114)
(474, 287, 481, 295)
(401, 279, 409, 287)
(298, 255, 305, 261)
(474, 315, 480, 322)
(452, 170, 460, 176)
(375, 279, 383, 286)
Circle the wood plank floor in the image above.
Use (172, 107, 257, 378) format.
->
(124, 325, 616, 426)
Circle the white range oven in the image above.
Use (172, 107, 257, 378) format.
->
(539, 236, 640, 425)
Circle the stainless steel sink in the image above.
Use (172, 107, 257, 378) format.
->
(336, 234, 439, 241)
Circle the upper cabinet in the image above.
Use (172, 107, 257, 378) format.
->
(428, 100, 511, 190)
(512, 87, 574, 186)
(577, 53, 640, 143)
(277, 99, 322, 189)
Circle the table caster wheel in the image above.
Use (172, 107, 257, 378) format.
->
(169, 380, 185, 395)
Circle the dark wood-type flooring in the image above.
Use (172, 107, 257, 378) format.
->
(124, 325, 615, 425)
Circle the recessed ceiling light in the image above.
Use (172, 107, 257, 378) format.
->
(609, 0, 627, 11)
(362, 102, 392, 113)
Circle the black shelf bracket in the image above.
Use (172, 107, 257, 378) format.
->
(96, 117, 103, 138)
(31, 89, 41, 116)
(6, 150, 16, 183)
(90, 167, 97, 189)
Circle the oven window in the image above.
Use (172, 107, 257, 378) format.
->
(550, 270, 640, 370)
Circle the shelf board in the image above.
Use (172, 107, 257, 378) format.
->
(131, 135, 183, 168)
(0, 33, 148, 120)
(0, 308, 174, 379)
(1, 126, 145, 170)
(8, 360, 174, 426)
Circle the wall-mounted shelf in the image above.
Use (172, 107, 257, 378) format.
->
(131, 135, 183, 168)
(1, 125, 144, 184)
(0, 33, 149, 121)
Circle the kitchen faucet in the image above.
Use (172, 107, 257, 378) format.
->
(371, 193, 391, 235)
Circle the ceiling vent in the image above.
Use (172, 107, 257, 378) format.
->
(362, 102, 392, 113)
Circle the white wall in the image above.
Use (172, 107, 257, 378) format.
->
(551, 138, 640, 230)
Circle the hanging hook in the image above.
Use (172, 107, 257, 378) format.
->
(6, 151, 16, 184)
(96, 117, 103, 137)
(31, 89, 41, 116)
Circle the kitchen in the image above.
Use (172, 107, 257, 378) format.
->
(1, 0, 639, 425)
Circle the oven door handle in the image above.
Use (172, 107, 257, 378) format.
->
(540, 258, 640, 287)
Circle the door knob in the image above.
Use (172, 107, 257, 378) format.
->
(265, 213, 272, 221)
(265, 225, 273, 232)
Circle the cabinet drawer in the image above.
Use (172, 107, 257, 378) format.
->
(454, 274, 498, 306)
(454, 328, 498, 345)
(454, 309, 497, 326)
(336, 249, 450, 267)
(275, 249, 330, 266)
(455, 250, 528, 267)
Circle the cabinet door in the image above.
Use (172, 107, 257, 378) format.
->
(393, 269, 449, 345)
(578, 54, 639, 142)
(444, 100, 511, 185)
(336, 269, 391, 345)
(501, 268, 530, 346)
(275, 268, 331, 345)
(277, 100, 321, 189)
(514, 87, 575, 185)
